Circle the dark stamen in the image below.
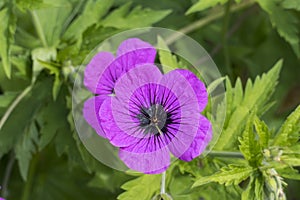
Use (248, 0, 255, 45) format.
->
(136, 104, 169, 135)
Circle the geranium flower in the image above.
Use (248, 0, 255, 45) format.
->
(83, 38, 212, 174)
(83, 38, 156, 137)
(0, 197, 5, 200)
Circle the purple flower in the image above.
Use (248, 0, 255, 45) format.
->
(0, 197, 5, 200)
(83, 38, 212, 174)
(83, 38, 156, 137)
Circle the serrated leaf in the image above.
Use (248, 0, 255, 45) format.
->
(254, 116, 270, 149)
(215, 60, 282, 150)
(101, 3, 171, 29)
(242, 59, 282, 111)
(233, 78, 243, 107)
(186, 0, 228, 14)
(117, 174, 161, 200)
(193, 165, 254, 187)
(63, 0, 114, 41)
(280, 156, 300, 167)
(277, 167, 300, 181)
(207, 77, 226, 95)
(157, 36, 180, 73)
(257, 0, 300, 57)
(15, 122, 38, 180)
(0, 5, 16, 78)
(272, 105, 300, 146)
(239, 111, 262, 166)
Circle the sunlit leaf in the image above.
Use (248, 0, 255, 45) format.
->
(0, 5, 16, 78)
(101, 2, 171, 29)
(193, 165, 254, 187)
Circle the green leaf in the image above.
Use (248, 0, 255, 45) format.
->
(207, 77, 226, 95)
(15, 121, 38, 180)
(280, 156, 300, 167)
(241, 176, 256, 200)
(37, 86, 69, 150)
(0, 5, 16, 78)
(192, 165, 254, 187)
(31, 47, 57, 83)
(0, 75, 52, 158)
(277, 167, 300, 181)
(63, 0, 114, 41)
(36, 59, 62, 100)
(254, 116, 270, 149)
(117, 174, 161, 200)
(11, 149, 115, 200)
(31, 0, 73, 47)
(157, 36, 180, 73)
(101, 3, 171, 29)
(272, 105, 300, 146)
(215, 60, 282, 150)
(16, 0, 47, 12)
(186, 0, 228, 14)
(0, 92, 17, 113)
(239, 111, 263, 167)
(282, 0, 300, 11)
(88, 170, 130, 193)
(254, 175, 264, 200)
(242, 59, 282, 113)
(257, 0, 300, 57)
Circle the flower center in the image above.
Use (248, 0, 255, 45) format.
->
(136, 104, 167, 135)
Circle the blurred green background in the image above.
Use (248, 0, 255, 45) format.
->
(0, 0, 299, 199)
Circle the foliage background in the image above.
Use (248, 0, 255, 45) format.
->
(0, 0, 299, 199)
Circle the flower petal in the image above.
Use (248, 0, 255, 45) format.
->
(95, 48, 157, 96)
(117, 38, 156, 63)
(113, 64, 162, 101)
(99, 97, 139, 147)
(174, 69, 208, 112)
(83, 96, 107, 137)
(179, 115, 212, 161)
(111, 65, 163, 136)
(159, 70, 201, 158)
(119, 145, 170, 174)
(84, 52, 114, 94)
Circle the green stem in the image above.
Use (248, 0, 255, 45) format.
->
(166, 0, 256, 44)
(1, 152, 15, 198)
(31, 11, 48, 47)
(222, 0, 232, 77)
(0, 86, 32, 131)
(21, 153, 39, 200)
(207, 151, 244, 158)
(160, 171, 166, 195)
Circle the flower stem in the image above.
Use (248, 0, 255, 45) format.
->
(160, 171, 166, 195)
(0, 86, 32, 131)
(166, 0, 255, 44)
(207, 150, 244, 158)
(21, 153, 39, 200)
(1, 152, 15, 198)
